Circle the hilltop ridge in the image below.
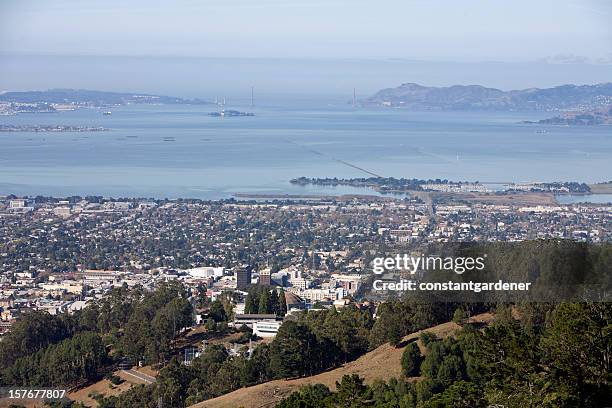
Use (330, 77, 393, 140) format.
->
(365, 82, 612, 111)
(0, 88, 208, 107)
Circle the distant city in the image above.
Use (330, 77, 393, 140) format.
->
(1, 193, 609, 332)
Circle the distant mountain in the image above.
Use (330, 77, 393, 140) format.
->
(0, 89, 209, 106)
(364, 82, 612, 111)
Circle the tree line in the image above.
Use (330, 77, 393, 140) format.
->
(279, 302, 611, 408)
(97, 300, 456, 407)
(0, 282, 194, 388)
(243, 285, 287, 315)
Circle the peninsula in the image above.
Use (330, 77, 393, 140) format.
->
(0, 89, 210, 115)
(364, 82, 612, 111)
(0, 124, 108, 132)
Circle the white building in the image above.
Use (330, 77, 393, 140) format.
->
(40, 281, 84, 295)
(289, 277, 309, 290)
(187, 267, 225, 279)
(53, 207, 71, 218)
(9, 199, 26, 208)
(253, 321, 282, 338)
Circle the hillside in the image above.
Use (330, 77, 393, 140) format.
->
(364, 82, 612, 111)
(191, 313, 495, 408)
(68, 367, 157, 407)
(523, 105, 612, 125)
(0, 89, 208, 106)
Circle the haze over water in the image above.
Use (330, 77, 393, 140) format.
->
(1, 0, 610, 199)
(1, 99, 610, 200)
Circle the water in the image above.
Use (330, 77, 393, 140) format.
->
(556, 194, 612, 204)
(1, 103, 611, 199)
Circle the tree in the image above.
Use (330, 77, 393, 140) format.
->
(154, 358, 193, 408)
(463, 319, 544, 406)
(420, 338, 464, 385)
(99, 384, 156, 408)
(279, 288, 288, 316)
(401, 342, 423, 377)
(209, 300, 227, 322)
(269, 290, 279, 315)
(387, 319, 403, 347)
(368, 300, 449, 349)
(333, 374, 367, 407)
(195, 286, 209, 308)
(151, 304, 182, 363)
(258, 290, 271, 314)
(206, 359, 242, 397)
(204, 318, 217, 332)
(2, 332, 107, 388)
(0, 311, 69, 367)
(78, 303, 101, 331)
(317, 306, 371, 362)
(122, 308, 153, 363)
(187, 345, 229, 402)
(540, 303, 611, 407)
(217, 321, 228, 333)
(277, 384, 330, 408)
(242, 344, 271, 385)
(422, 381, 486, 408)
(244, 292, 257, 314)
(436, 355, 465, 387)
(419, 331, 438, 347)
(452, 308, 467, 325)
(269, 322, 319, 378)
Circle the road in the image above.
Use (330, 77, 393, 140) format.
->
(121, 369, 157, 384)
(410, 190, 435, 218)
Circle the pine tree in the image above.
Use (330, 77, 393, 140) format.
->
(258, 290, 271, 314)
(279, 288, 288, 316)
(541, 303, 611, 407)
(244, 292, 257, 314)
(269, 322, 319, 378)
(270, 290, 279, 315)
(401, 342, 423, 377)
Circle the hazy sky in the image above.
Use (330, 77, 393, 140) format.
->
(1, 0, 611, 61)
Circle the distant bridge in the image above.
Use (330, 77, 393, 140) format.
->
(287, 140, 383, 178)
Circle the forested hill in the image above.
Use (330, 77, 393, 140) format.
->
(364, 82, 612, 111)
(0, 89, 208, 106)
(190, 313, 495, 408)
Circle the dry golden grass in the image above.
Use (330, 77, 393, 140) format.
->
(191, 313, 494, 408)
(68, 376, 133, 407)
(0, 397, 44, 408)
(68, 366, 158, 407)
(434, 191, 557, 206)
(589, 182, 612, 194)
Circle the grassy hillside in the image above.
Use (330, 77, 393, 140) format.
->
(191, 313, 495, 408)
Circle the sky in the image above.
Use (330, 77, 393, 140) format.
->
(0, 0, 610, 97)
(0, 0, 611, 61)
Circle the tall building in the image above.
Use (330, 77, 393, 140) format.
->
(259, 268, 271, 286)
(236, 266, 252, 289)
